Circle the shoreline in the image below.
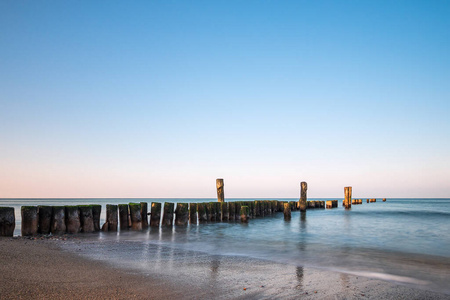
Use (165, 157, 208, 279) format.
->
(1, 237, 449, 299)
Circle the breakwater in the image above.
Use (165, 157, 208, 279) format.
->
(1, 198, 386, 237)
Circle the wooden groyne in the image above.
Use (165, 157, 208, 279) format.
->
(0, 180, 389, 236)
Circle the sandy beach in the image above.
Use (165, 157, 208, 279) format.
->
(1, 236, 449, 300)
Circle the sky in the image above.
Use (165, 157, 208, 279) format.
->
(1, 1, 449, 198)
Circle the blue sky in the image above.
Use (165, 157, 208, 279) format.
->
(1, 1, 449, 198)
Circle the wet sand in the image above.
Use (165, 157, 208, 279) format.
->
(1, 237, 449, 300)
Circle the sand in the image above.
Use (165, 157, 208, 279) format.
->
(1, 236, 449, 300)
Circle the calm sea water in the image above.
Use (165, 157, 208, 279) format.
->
(1, 198, 450, 292)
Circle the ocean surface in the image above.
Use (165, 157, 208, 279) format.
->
(1, 198, 450, 293)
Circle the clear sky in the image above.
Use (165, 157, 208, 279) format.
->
(1, 1, 449, 198)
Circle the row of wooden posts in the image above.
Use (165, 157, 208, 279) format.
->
(0, 180, 386, 237)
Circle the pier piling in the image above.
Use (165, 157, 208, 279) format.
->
(21, 206, 38, 236)
(92, 205, 101, 232)
(197, 203, 207, 223)
(228, 202, 235, 220)
(79, 205, 95, 233)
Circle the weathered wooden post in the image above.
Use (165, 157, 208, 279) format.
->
(254, 201, 261, 217)
(208, 202, 217, 222)
(79, 205, 95, 233)
(228, 202, 235, 220)
(104, 204, 118, 231)
(240, 206, 249, 223)
(21, 206, 38, 236)
(197, 203, 207, 223)
(150, 202, 162, 227)
(299, 182, 307, 211)
(118, 204, 129, 230)
(216, 178, 224, 202)
(284, 202, 291, 221)
(344, 187, 352, 209)
(51, 206, 66, 234)
(189, 203, 197, 224)
(162, 202, 174, 226)
(271, 200, 277, 213)
(65, 206, 81, 234)
(0, 207, 15, 237)
(326, 201, 332, 208)
(140, 202, 149, 228)
(38, 206, 52, 234)
(92, 204, 101, 232)
(220, 202, 229, 221)
(175, 203, 189, 226)
(235, 202, 241, 220)
(383, 198, 386, 202)
(129, 203, 142, 230)
(215, 202, 221, 221)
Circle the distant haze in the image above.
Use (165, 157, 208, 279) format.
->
(1, 1, 449, 198)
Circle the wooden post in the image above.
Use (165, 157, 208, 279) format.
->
(92, 205, 101, 232)
(284, 203, 291, 221)
(140, 202, 149, 228)
(208, 202, 217, 222)
(106, 204, 118, 231)
(228, 202, 235, 221)
(175, 203, 189, 226)
(240, 206, 249, 223)
(129, 203, 142, 230)
(79, 205, 95, 233)
(189, 203, 197, 224)
(162, 202, 174, 226)
(21, 206, 38, 236)
(38, 206, 52, 234)
(383, 198, 386, 202)
(344, 187, 352, 209)
(254, 201, 261, 217)
(326, 201, 332, 208)
(0, 207, 15, 237)
(235, 202, 241, 220)
(65, 206, 81, 234)
(51, 206, 66, 234)
(271, 200, 278, 213)
(220, 202, 229, 221)
(299, 181, 307, 212)
(197, 203, 207, 223)
(118, 204, 129, 230)
(216, 178, 224, 202)
(150, 202, 162, 227)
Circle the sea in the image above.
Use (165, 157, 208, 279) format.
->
(1, 198, 449, 294)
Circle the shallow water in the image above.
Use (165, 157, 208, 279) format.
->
(2, 198, 450, 293)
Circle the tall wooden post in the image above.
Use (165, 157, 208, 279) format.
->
(344, 187, 352, 209)
(216, 179, 224, 202)
(300, 181, 307, 212)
